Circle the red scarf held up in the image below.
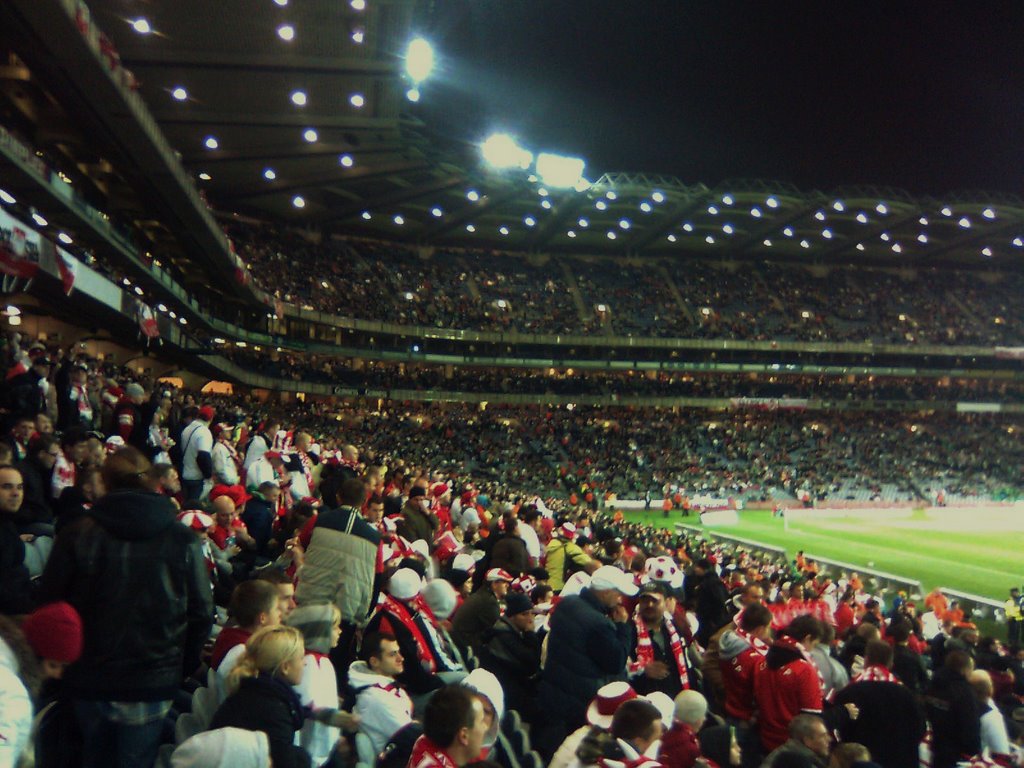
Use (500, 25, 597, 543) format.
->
(408, 735, 459, 768)
(629, 610, 690, 690)
(852, 664, 901, 684)
(378, 595, 437, 673)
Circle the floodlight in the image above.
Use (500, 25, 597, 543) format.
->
(292, 196, 305, 208)
(667, 234, 677, 242)
(536, 153, 585, 188)
(856, 212, 868, 224)
(172, 87, 188, 101)
(652, 191, 665, 203)
(406, 38, 435, 82)
(1013, 237, 1023, 247)
(982, 208, 995, 220)
(766, 197, 779, 208)
(958, 217, 971, 228)
(0, 189, 15, 204)
(481, 133, 532, 169)
(982, 246, 992, 256)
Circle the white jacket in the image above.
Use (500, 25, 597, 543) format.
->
(294, 654, 340, 766)
(0, 637, 32, 768)
(348, 661, 413, 756)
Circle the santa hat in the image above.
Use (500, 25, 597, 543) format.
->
(431, 482, 450, 498)
(21, 602, 83, 663)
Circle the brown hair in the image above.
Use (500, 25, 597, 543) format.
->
(102, 447, 153, 491)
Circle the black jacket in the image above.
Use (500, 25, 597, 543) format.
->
(923, 667, 981, 768)
(833, 680, 927, 768)
(694, 570, 731, 645)
(15, 456, 54, 527)
(211, 675, 312, 768)
(892, 645, 929, 694)
(37, 489, 213, 701)
(480, 617, 542, 718)
(0, 517, 32, 614)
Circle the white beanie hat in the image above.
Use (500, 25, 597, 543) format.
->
(462, 668, 505, 747)
(171, 728, 270, 768)
(451, 552, 476, 573)
(422, 579, 459, 621)
(388, 568, 423, 601)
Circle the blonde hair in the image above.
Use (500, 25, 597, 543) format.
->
(227, 625, 304, 693)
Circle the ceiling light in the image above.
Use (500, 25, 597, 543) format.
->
(958, 217, 971, 228)
(406, 38, 435, 82)
(595, 200, 607, 211)
(406, 88, 420, 102)
(606, 191, 617, 200)
(524, 216, 536, 227)
(31, 212, 48, 227)
(918, 233, 928, 244)
(766, 197, 779, 208)
(263, 168, 277, 180)
(707, 205, 718, 215)
(682, 223, 694, 232)
(360, 211, 372, 221)
(876, 202, 888, 214)
(705, 235, 715, 244)
(640, 202, 652, 213)
(619, 219, 631, 230)
(856, 243, 865, 251)
(277, 24, 295, 41)
(466, 190, 480, 202)
(292, 196, 305, 208)
(339, 154, 354, 167)
(880, 232, 890, 242)
(800, 239, 810, 249)
(352, 29, 365, 44)
(198, 172, 211, 181)
(982, 246, 992, 257)
(291, 90, 307, 106)
(578, 218, 589, 228)
(499, 226, 509, 235)
(565, 231, 575, 239)
(750, 207, 762, 218)
(783, 227, 794, 237)
(856, 212, 868, 224)
(431, 207, 443, 217)
(722, 195, 734, 205)
(666, 234, 677, 242)
(465, 224, 476, 232)
(274, 0, 288, 6)
(303, 128, 318, 142)
(0, 189, 15, 205)
(393, 215, 404, 225)
(722, 224, 734, 234)
(763, 239, 772, 247)
(892, 243, 902, 253)
(541, 199, 552, 209)
(814, 211, 825, 221)
(982, 208, 996, 220)
(652, 191, 665, 203)
(351, 0, 366, 9)
(204, 136, 219, 149)
(822, 229, 832, 239)
(1012, 237, 1023, 247)
(940, 206, 952, 217)
(131, 18, 152, 34)
(171, 87, 188, 101)
(58, 232, 73, 245)
(833, 201, 845, 212)
(607, 231, 617, 240)
(349, 93, 365, 108)
(919, 217, 929, 225)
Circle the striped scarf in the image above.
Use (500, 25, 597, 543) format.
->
(775, 635, 827, 695)
(853, 664, 901, 684)
(630, 610, 690, 690)
(377, 595, 437, 673)
(733, 626, 769, 656)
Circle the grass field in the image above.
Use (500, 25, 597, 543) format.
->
(621, 507, 1022, 602)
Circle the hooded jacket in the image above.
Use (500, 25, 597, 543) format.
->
(348, 660, 414, 755)
(37, 488, 214, 700)
(0, 636, 33, 768)
(718, 629, 766, 722)
(753, 639, 823, 752)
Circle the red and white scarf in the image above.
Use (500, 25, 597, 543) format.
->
(409, 736, 459, 768)
(71, 383, 93, 422)
(377, 595, 437, 673)
(775, 635, 826, 694)
(733, 626, 770, 656)
(296, 450, 314, 490)
(629, 610, 690, 690)
(853, 664, 901, 684)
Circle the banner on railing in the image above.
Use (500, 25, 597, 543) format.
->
(995, 347, 1024, 360)
(729, 397, 809, 411)
(0, 209, 41, 280)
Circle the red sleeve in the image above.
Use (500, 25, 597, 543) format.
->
(797, 662, 824, 712)
(117, 408, 134, 441)
(298, 514, 316, 550)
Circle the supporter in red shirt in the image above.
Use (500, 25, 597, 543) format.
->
(719, 603, 773, 723)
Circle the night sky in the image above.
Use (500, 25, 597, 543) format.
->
(416, 1, 1024, 196)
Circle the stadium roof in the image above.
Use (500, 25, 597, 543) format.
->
(1, 0, 1024, 269)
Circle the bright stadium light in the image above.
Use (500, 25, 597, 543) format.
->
(982, 246, 992, 257)
(766, 196, 779, 208)
(982, 208, 996, 219)
(1013, 237, 1023, 247)
(652, 191, 665, 203)
(750, 207, 762, 218)
(406, 38, 435, 82)
(682, 223, 694, 232)
(958, 216, 971, 228)
(481, 133, 533, 169)
(833, 201, 845, 212)
(856, 212, 868, 224)
(536, 153, 585, 188)
(667, 234, 677, 242)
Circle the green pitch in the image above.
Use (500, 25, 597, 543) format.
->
(621, 507, 1022, 602)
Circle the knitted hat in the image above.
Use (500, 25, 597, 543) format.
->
(462, 669, 505, 747)
(286, 603, 338, 655)
(389, 568, 423, 601)
(422, 579, 459, 621)
(178, 510, 214, 532)
(557, 521, 577, 540)
(505, 592, 533, 617)
(486, 568, 513, 583)
(451, 553, 476, 573)
(22, 602, 83, 663)
(171, 727, 270, 768)
(125, 382, 145, 399)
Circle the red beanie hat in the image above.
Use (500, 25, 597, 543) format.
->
(21, 601, 83, 663)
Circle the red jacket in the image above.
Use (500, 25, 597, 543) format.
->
(754, 639, 823, 751)
(210, 626, 252, 670)
(659, 722, 707, 768)
(720, 640, 764, 722)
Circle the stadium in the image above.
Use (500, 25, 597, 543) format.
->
(0, 2, 1021, 768)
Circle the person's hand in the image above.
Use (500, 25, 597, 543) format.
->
(644, 660, 670, 680)
(329, 710, 361, 731)
(227, 545, 242, 558)
(19, 534, 35, 543)
(730, 741, 742, 766)
(844, 702, 860, 720)
(610, 605, 629, 623)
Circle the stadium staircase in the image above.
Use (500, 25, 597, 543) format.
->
(657, 264, 696, 324)
(559, 260, 591, 323)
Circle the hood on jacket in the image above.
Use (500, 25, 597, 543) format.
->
(347, 660, 398, 691)
(765, 641, 804, 671)
(88, 489, 177, 541)
(461, 668, 505, 747)
(718, 629, 752, 661)
(171, 727, 270, 768)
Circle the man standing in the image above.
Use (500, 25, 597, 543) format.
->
(544, 521, 596, 592)
(479, 591, 542, 720)
(37, 447, 213, 768)
(180, 405, 215, 501)
(628, 581, 693, 699)
(1006, 588, 1023, 648)
(397, 486, 436, 546)
(450, 568, 513, 655)
(536, 564, 637, 755)
(924, 650, 980, 768)
(690, 558, 732, 647)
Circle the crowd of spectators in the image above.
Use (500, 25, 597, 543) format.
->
(220, 350, 1024, 404)
(225, 220, 1024, 345)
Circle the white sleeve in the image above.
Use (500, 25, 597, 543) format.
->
(196, 427, 213, 453)
(356, 688, 414, 755)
